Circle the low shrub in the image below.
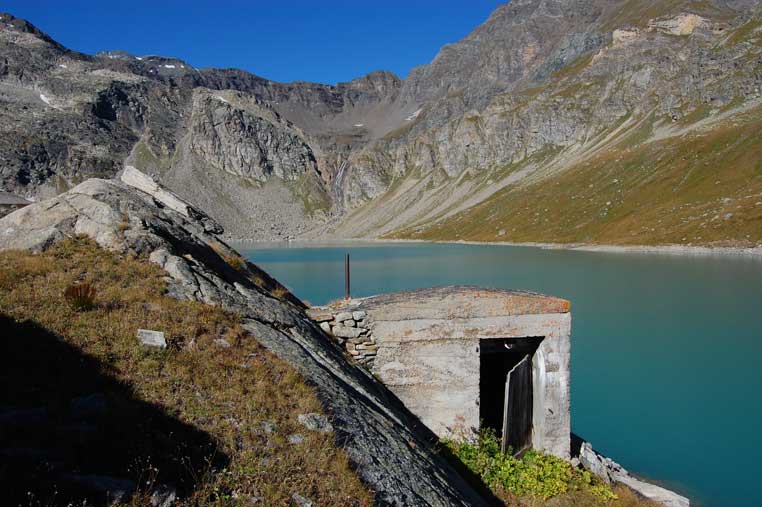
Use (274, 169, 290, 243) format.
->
(444, 429, 617, 502)
(63, 282, 97, 311)
(225, 254, 246, 271)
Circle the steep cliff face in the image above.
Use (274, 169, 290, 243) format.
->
(1, 2, 761, 245)
(188, 93, 318, 183)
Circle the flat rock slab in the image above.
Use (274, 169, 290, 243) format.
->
(137, 329, 166, 349)
(306, 309, 334, 322)
(332, 325, 363, 339)
(334, 311, 354, 322)
(358, 286, 570, 320)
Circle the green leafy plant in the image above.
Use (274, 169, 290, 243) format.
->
(444, 428, 617, 501)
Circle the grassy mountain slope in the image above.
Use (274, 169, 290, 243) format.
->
(345, 2, 762, 247)
(394, 106, 762, 247)
(0, 238, 372, 506)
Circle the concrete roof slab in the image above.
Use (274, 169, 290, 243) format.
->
(353, 286, 570, 321)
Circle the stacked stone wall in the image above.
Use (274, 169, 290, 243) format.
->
(307, 306, 377, 368)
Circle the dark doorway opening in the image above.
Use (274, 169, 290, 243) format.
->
(479, 337, 543, 455)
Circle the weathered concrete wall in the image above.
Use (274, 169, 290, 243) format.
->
(309, 286, 572, 459)
(530, 313, 571, 457)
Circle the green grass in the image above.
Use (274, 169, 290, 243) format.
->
(287, 172, 332, 217)
(723, 17, 762, 47)
(0, 238, 372, 506)
(132, 140, 172, 175)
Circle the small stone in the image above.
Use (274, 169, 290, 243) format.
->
(497, 229, 506, 236)
(334, 311, 353, 322)
(214, 338, 231, 348)
(287, 433, 304, 445)
(306, 310, 333, 322)
(297, 413, 334, 433)
(261, 421, 276, 434)
(319, 322, 331, 333)
(344, 319, 356, 327)
(332, 325, 363, 339)
(137, 329, 166, 349)
(291, 493, 313, 507)
(352, 311, 366, 321)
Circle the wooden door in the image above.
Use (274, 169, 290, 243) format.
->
(501, 354, 533, 455)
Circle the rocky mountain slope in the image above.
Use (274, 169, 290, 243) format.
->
(1, 1, 761, 246)
(0, 171, 492, 506)
(0, 12, 403, 239)
(335, 0, 762, 248)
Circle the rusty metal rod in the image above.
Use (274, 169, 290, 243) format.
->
(344, 253, 351, 300)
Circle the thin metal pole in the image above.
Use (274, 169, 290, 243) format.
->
(344, 253, 351, 300)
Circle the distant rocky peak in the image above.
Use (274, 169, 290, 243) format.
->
(345, 70, 401, 92)
(0, 12, 66, 50)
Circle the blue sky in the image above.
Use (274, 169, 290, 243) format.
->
(3, 0, 505, 84)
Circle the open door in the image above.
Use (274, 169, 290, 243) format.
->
(501, 354, 533, 455)
(479, 337, 541, 454)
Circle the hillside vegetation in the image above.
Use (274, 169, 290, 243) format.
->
(0, 237, 372, 506)
(445, 430, 657, 507)
(394, 107, 762, 247)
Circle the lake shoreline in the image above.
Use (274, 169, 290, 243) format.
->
(228, 236, 762, 257)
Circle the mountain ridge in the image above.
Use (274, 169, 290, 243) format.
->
(1, 1, 761, 246)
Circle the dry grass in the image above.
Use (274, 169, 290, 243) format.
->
(271, 286, 290, 300)
(0, 237, 372, 506)
(532, 484, 658, 507)
(63, 282, 97, 311)
(224, 253, 247, 272)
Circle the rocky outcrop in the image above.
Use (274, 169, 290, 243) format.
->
(188, 93, 319, 183)
(572, 436, 690, 507)
(0, 172, 491, 506)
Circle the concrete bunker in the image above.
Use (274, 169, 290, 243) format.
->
(308, 286, 572, 459)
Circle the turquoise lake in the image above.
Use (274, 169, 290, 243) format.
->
(239, 241, 762, 507)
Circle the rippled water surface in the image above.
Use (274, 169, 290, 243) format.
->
(239, 241, 762, 507)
